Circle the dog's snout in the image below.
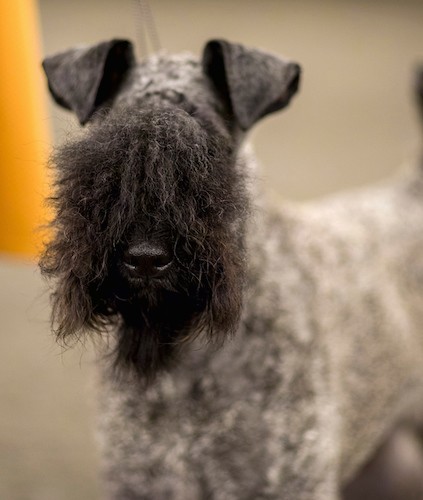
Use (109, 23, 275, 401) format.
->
(123, 242, 173, 279)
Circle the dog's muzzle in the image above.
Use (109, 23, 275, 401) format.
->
(122, 241, 173, 279)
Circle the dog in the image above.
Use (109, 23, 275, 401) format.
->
(41, 38, 423, 499)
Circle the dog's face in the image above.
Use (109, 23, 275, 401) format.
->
(42, 102, 247, 379)
(41, 39, 300, 379)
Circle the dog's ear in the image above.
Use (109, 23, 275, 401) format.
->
(42, 39, 135, 125)
(202, 39, 301, 130)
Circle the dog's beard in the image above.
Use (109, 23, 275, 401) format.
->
(111, 249, 245, 381)
(43, 230, 246, 382)
(40, 104, 249, 381)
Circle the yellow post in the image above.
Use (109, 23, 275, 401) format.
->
(0, 0, 51, 259)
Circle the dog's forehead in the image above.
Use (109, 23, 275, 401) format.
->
(114, 52, 212, 110)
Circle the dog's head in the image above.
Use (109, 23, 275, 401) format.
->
(40, 39, 300, 380)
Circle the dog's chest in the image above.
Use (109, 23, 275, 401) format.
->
(98, 324, 326, 498)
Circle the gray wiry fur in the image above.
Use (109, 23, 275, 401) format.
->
(42, 39, 423, 499)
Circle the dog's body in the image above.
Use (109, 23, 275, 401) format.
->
(42, 39, 423, 499)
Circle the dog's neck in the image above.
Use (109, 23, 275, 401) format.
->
(235, 144, 289, 337)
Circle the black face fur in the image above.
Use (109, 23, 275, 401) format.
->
(40, 103, 249, 380)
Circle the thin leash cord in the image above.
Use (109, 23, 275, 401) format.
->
(139, 0, 161, 53)
(133, 0, 148, 58)
(133, 0, 162, 58)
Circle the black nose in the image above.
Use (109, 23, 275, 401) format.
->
(123, 242, 173, 279)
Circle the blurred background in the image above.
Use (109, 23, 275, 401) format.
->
(1, 0, 423, 498)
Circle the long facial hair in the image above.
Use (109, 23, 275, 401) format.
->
(40, 104, 249, 381)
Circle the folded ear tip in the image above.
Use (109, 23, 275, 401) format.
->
(291, 62, 302, 75)
(202, 39, 227, 66)
(286, 62, 301, 89)
(41, 55, 57, 75)
(203, 39, 227, 50)
(109, 39, 135, 55)
(291, 63, 302, 95)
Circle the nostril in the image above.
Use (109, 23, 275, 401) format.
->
(123, 242, 173, 279)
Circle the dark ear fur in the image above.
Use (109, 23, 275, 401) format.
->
(42, 39, 135, 125)
(202, 39, 301, 130)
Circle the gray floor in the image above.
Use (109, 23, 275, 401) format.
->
(0, 259, 101, 500)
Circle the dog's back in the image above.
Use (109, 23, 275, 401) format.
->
(302, 165, 423, 483)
